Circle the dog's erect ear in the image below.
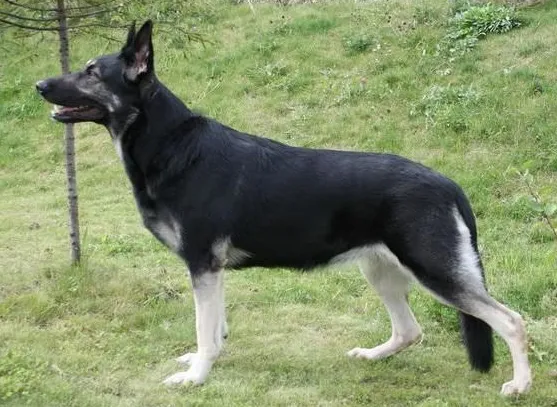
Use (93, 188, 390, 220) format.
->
(122, 20, 154, 82)
(125, 21, 136, 48)
(134, 20, 154, 74)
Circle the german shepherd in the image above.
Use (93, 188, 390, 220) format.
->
(36, 20, 531, 395)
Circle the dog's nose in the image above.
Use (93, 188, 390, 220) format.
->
(35, 80, 49, 95)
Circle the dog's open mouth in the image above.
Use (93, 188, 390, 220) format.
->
(52, 104, 106, 123)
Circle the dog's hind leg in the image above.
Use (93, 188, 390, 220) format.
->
(450, 211, 530, 395)
(391, 207, 531, 395)
(459, 294, 531, 395)
(347, 246, 422, 360)
(416, 272, 531, 395)
(164, 269, 225, 386)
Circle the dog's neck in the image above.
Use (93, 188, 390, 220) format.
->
(140, 77, 194, 135)
(106, 76, 193, 141)
(111, 76, 199, 181)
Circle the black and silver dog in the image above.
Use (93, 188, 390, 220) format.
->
(36, 21, 531, 395)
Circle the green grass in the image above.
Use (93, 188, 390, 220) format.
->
(1, 0, 557, 405)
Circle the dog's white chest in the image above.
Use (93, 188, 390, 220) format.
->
(113, 138, 124, 161)
(152, 218, 182, 252)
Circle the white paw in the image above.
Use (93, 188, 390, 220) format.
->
(500, 379, 531, 396)
(163, 369, 205, 386)
(347, 347, 386, 360)
(176, 352, 197, 366)
(165, 355, 214, 386)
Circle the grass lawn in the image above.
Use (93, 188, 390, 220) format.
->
(1, 0, 556, 405)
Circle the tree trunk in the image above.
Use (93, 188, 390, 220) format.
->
(56, 0, 81, 264)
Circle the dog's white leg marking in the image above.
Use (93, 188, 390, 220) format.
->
(113, 138, 124, 161)
(348, 245, 422, 360)
(164, 270, 224, 385)
(478, 302, 531, 395)
(219, 271, 228, 340)
(151, 218, 181, 252)
(176, 270, 227, 367)
(451, 209, 531, 395)
(461, 295, 531, 395)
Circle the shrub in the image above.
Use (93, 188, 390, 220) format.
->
(450, 3, 522, 40)
(343, 35, 374, 54)
(441, 3, 522, 55)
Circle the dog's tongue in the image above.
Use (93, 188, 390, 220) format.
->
(55, 105, 87, 113)
(51, 104, 105, 123)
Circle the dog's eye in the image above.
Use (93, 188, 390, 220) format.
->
(86, 65, 99, 78)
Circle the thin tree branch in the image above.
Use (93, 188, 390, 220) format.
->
(0, 7, 119, 22)
(64, 22, 128, 30)
(2, 0, 117, 12)
(81, 26, 120, 43)
(156, 24, 210, 46)
(67, 6, 121, 19)
(2, 0, 59, 12)
(65, 0, 118, 11)
(0, 10, 57, 22)
(13, 26, 44, 39)
(0, 17, 128, 31)
(0, 17, 57, 30)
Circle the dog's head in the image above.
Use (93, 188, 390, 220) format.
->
(36, 20, 155, 128)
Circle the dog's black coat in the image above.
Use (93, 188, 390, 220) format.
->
(36, 20, 496, 376)
(127, 82, 470, 286)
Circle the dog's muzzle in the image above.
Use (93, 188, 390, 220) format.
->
(36, 80, 50, 96)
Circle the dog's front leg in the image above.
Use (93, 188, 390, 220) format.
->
(164, 269, 224, 386)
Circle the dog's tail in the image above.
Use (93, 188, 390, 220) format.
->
(455, 191, 494, 373)
(460, 312, 494, 372)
